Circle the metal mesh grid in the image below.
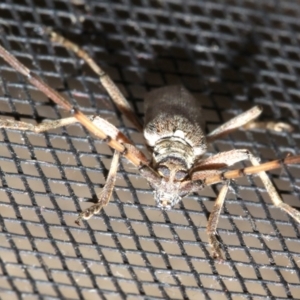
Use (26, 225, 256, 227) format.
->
(0, 0, 299, 299)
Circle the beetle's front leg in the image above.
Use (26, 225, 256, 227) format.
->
(207, 182, 230, 260)
(75, 150, 120, 225)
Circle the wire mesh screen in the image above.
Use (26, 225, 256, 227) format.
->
(0, 0, 299, 299)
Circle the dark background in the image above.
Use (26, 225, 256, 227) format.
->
(0, 1, 299, 299)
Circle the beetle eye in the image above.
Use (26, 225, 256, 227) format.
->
(175, 170, 187, 181)
(158, 166, 170, 178)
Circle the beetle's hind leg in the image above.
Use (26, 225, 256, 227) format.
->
(207, 106, 293, 143)
(40, 27, 143, 133)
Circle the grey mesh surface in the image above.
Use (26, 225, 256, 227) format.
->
(0, 1, 299, 299)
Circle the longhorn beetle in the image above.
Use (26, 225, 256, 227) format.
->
(0, 28, 299, 260)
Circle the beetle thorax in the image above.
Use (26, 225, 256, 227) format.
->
(153, 135, 194, 170)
